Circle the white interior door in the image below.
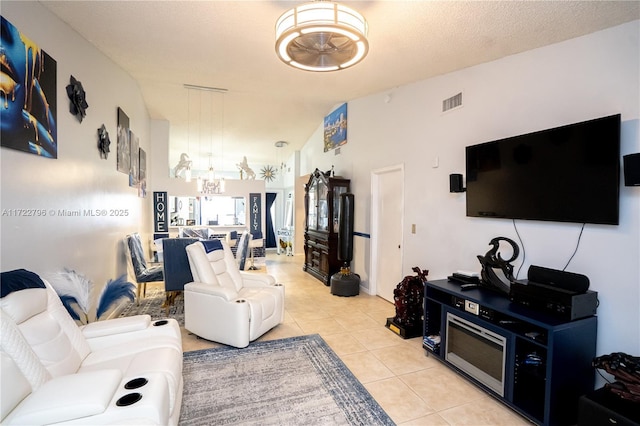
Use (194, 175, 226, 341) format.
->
(371, 165, 404, 302)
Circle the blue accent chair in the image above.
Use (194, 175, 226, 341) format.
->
(163, 238, 199, 292)
(126, 232, 163, 304)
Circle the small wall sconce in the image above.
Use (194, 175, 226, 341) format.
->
(449, 173, 466, 193)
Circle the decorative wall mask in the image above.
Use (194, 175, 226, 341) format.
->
(66, 75, 88, 122)
(97, 124, 110, 159)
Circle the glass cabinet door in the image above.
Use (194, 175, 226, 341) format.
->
(308, 181, 317, 230)
(333, 185, 347, 233)
(318, 180, 328, 231)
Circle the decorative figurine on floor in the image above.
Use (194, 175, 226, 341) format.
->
(592, 352, 640, 403)
(477, 236, 519, 296)
(386, 267, 429, 339)
(66, 75, 89, 122)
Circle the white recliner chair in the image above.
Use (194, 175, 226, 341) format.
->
(0, 269, 183, 425)
(184, 239, 284, 348)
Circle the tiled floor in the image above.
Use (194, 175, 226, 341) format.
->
(180, 252, 532, 426)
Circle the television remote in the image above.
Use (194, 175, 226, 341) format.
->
(460, 284, 479, 291)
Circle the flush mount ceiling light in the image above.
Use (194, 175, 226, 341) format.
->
(275, 1, 369, 72)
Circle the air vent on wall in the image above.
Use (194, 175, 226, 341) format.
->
(442, 92, 463, 112)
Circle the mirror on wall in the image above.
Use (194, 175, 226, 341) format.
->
(169, 196, 245, 227)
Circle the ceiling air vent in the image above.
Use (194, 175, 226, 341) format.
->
(442, 92, 462, 112)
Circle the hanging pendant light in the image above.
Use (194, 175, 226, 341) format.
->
(218, 92, 226, 193)
(185, 88, 193, 182)
(275, 1, 369, 72)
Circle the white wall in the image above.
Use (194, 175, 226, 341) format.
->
(1, 3, 152, 293)
(300, 21, 640, 357)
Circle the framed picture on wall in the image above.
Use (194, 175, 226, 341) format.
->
(0, 16, 57, 158)
(323, 103, 347, 152)
(138, 148, 147, 198)
(117, 107, 130, 174)
(129, 131, 139, 187)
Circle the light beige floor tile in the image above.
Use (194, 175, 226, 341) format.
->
(181, 329, 221, 352)
(340, 351, 395, 383)
(372, 343, 441, 375)
(365, 377, 436, 424)
(333, 312, 381, 331)
(286, 307, 331, 322)
(295, 317, 347, 335)
(367, 309, 397, 326)
(321, 332, 368, 355)
(351, 326, 406, 350)
(281, 310, 296, 323)
(400, 367, 486, 411)
(256, 321, 305, 341)
(399, 413, 453, 425)
(404, 335, 427, 350)
(437, 396, 532, 425)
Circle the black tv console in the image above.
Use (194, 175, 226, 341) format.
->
(424, 279, 597, 426)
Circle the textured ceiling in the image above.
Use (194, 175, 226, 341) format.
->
(40, 0, 639, 174)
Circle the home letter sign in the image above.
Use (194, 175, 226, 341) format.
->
(153, 191, 168, 233)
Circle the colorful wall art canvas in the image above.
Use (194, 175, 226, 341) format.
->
(1, 16, 58, 158)
(116, 107, 130, 174)
(323, 103, 347, 152)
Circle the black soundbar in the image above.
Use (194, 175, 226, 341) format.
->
(528, 265, 590, 294)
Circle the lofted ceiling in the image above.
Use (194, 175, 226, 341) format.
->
(40, 0, 639, 176)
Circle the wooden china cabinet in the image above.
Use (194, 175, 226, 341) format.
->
(303, 169, 350, 285)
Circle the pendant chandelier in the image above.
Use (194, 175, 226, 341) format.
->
(193, 87, 226, 195)
(275, 1, 369, 72)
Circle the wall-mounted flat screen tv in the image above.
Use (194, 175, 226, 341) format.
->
(466, 114, 620, 225)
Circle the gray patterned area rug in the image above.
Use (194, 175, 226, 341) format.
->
(118, 287, 184, 325)
(179, 334, 395, 426)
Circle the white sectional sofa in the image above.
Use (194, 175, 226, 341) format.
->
(0, 269, 183, 425)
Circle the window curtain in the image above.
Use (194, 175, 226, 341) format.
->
(266, 192, 277, 248)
